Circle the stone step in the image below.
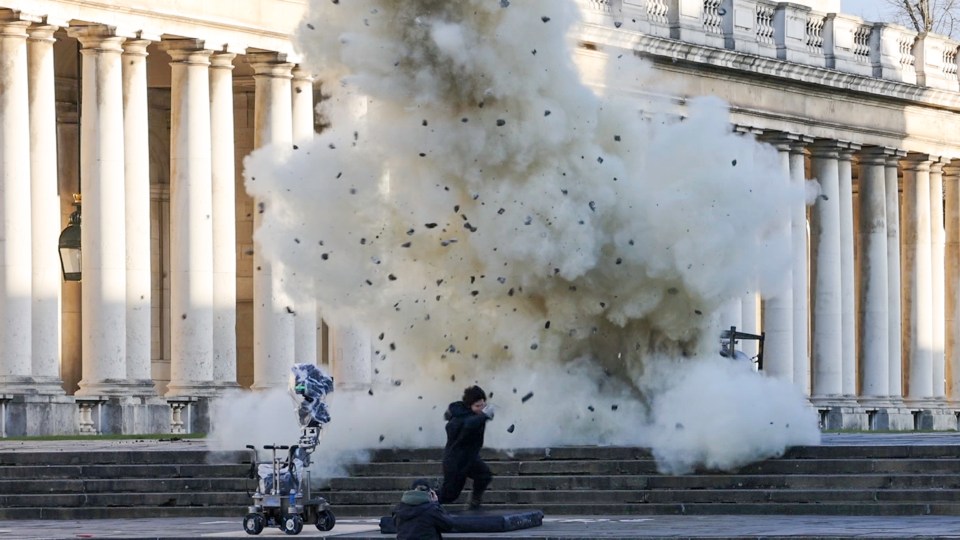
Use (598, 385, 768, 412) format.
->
(345, 458, 960, 476)
(5, 444, 960, 520)
(0, 463, 249, 480)
(0, 477, 252, 495)
(365, 445, 960, 462)
(323, 473, 960, 491)
(317, 501, 960, 517)
(0, 505, 244, 520)
(0, 491, 249, 508)
(321, 488, 960, 506)
(0, 450, 245, 466)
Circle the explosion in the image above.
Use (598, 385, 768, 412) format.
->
(219, 0, 820, 474)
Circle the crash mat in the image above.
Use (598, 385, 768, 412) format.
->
(379, 508, 544, 534)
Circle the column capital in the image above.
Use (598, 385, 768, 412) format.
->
(0, 9, 41, 26)
(122, 38, 151, 57)
(26, 24, 58, 42)
(902, 152, 936, 172)
(859, 146, 900, 165)
(733, 124, 763, 136)
(930, 157, 946, 174)
(759, 130, 813, 153)
(943, 160, 960, 179)
(292, 65, 314, 82)
(247, 50, 294, 78)
(67, 25, 128, 51)
(210, 51, 237, 69)
(837, 145, 861, 161)
(160, 38, 212, 63)
(809, 138, 856, 158)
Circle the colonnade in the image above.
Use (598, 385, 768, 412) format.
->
(2, 7, 960, 434)
(0, 10, 338, 404)
(743, 133, 960, 428)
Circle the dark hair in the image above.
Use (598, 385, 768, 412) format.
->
(410, 478, 432, 492)
(462, 385, 487, 406)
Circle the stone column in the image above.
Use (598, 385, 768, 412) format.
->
(945, 161, 960, 400)
(210, 51, 239, 388)
(68, 26, 129, 395)
(27, 23, 63, 393)
(758, 132, 796, 381)
(901, 153, 935, 400)
(0, 16, 33, 392)
(930, 160, 946, 398)
(121, 36, 155, 394)
(857, 147, 890, 398)
(789, 139, 811, 394)
(331, 327, 373, 389)
(162, 40, 215, 396)
(886, 151, 906, 399)
(837, 144, 859, 397)
(248, 52, 295, 389)
(291, 66, 318, 367)
(808, 140, 844, 399)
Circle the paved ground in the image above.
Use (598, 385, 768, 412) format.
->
(3, 433, 960, 539)
(4, 515, 960, 539)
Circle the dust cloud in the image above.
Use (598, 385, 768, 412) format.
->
(213, 0, 820, 475)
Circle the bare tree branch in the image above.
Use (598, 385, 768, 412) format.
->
(881, 0, 960, 38)
(903, 0, 923, 32)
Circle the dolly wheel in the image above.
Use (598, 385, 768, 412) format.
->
(282, 514, 304, 535)
(315, 509, 336, 531)
(243, 513, 265, 535)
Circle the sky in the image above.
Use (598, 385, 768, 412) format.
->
(841, 0, 899, 22)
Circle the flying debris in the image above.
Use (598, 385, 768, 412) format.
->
(521, 392, 534, 403)
(507, 424, 515, 433)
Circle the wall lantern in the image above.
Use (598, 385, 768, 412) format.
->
(58, 194, 81, 282)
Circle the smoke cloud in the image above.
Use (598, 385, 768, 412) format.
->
(219, 0, 820, 475)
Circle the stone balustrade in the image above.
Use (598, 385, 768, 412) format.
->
(586, 0, 960, 92)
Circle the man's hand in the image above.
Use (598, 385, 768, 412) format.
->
(482, 403, 495, 419)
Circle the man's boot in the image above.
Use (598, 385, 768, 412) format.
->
(467, 492, 483, 510)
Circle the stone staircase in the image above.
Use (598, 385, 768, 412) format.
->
(321, 445, 960, 517)
(3, 443, 960, 519)
(0, 448, 251, 519)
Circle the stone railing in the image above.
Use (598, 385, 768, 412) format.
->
(70, 396, 207, 436)
(0, 395, 10, 438)
(582, 0, 960, 93)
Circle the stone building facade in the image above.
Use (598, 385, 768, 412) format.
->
(2, 0, 960, 435)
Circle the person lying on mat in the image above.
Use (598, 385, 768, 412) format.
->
(392, 478, 454, 540)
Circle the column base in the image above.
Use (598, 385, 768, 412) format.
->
(0, 375, 46, 394)
(30, 376, 67, 396)
(165, 382, 222, 398)
(208, 381, 242, 393)
(76, 379, 159, 397)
